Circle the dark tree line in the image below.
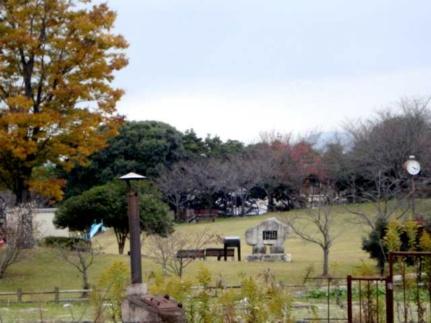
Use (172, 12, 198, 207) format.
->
(63, 122, 244, 198)
(61, 99, 431, 224)
(155, 99, 431, 221)
(156, 137, 324, 220)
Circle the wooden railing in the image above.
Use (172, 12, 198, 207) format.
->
(0, 288, 93, 303)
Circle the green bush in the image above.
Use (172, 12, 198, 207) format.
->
(41, 236, 90, 251)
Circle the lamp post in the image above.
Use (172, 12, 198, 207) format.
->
(120, 172, 146, 284)
(119, 173, 186, 323)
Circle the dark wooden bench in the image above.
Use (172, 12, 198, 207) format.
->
(205, 248, 234, 261)
(186, 209, 219, 223)
(176, 249, 205, 260)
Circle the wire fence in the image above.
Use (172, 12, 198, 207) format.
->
(0, 277, 348, 321)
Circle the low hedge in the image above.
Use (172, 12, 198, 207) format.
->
(41, 236, 91, 251)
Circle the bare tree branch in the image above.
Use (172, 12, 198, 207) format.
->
(144, 229, 219, 277)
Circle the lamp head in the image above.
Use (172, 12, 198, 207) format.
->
(119, 172, 146, 181)
(119, 172, 146, 188)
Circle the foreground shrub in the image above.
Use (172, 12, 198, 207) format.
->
(148, 271, 193, 304)
(91, 261, 129, 323)
(148, 268, 294, 323)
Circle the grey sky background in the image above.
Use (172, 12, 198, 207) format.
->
(107, 0, 431, 143)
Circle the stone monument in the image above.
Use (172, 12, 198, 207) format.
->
(245, 217, 292, 262)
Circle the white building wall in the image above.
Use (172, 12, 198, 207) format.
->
(33, 208, 69, 238)
(5, 207, 69, 239)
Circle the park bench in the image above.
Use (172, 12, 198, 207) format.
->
(176, 249, 205, 260)
(205, 248, 234, 261)
(186, 209, 219, 223)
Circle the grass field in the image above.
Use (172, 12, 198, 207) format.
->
(0, 204, 380, 295)
(3, 200, 430, 293)
(0, 303, 93, 322)
(0, 201, 429, 321)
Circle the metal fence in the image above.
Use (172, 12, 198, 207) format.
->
(347, 251, 431, 323)
(347, 276, 388, 323)
(387, 251, 431, 323)
(6, 256, 431, 323)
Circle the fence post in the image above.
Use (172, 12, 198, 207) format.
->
(17, 288, 22, 303)
(347, 275, 352, 323)
(54, 287, 59, 303)
(327, 278, 331, 322)
(386, 252, 394, 323)
(385, 275, 394, 323)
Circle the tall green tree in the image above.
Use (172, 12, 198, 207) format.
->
(55, 181, 173, 254)
(182, 129, 206, 157)
(65, 121, 186, 197)
(203, 135, 244, 158)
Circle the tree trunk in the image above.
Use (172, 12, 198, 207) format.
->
(18, 207, 35, 249)
(178, 259, 184, 278)
(174, 199, 181, 221)
(115, 230, 127, 255)
(82, 269, 90, 297)
(240, 193, 245, 216)
(14, 177, 35, 249)
(322, 247, 330, 277)
(378, 239, 387, 275)
(118, 238, 125, 255)
(268, 194, 275, 212)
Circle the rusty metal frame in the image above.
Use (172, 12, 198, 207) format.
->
(348, 251, 431, 323)
(387, 251, 431, 323)
(347, 275, 386, 323)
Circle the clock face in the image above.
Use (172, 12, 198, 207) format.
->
(406, 160, 421, 175)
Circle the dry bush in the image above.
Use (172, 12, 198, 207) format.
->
(0, 204, 33, 278)
(145, 229, 219, 277)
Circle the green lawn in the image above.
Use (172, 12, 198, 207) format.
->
(0, 248, 124, 293)
(4, 200, 430, 293)
(0, 303, 94, 322)
(168, 207, 373, 282)
(1, 201, 429, 321)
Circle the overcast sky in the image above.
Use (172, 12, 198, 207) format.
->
(107, 0, 431, 143)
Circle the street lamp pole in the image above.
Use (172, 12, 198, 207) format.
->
(120, 172, 146, 284)
(119, 173, 187, 323)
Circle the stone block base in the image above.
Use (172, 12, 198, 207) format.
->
(247, 253, 292, 262)
(121, 284, 186, 323)
(127, 283, 148, 296)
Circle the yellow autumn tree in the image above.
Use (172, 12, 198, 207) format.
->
(0, 0, 128, 246)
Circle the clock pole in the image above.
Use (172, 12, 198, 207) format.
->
(411, 175, 416, 217)
(404, 155, 420, 219)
